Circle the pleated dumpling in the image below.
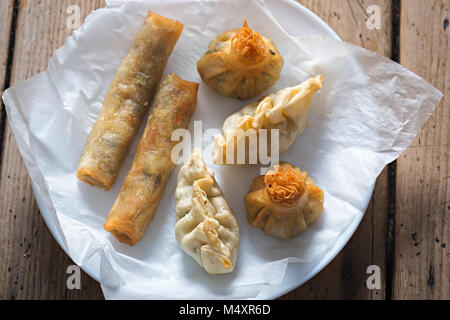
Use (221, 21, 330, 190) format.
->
(175, 149, 239, 274)
(197, 20, 283, 100)
(244, 162, 324, 240)
(213, 75, 323, 165)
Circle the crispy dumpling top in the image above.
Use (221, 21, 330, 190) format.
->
(197, 20, 283, 100)
(175, 149, 240, 274)
(244, 162, 324, 240)
(231, 20, 268, 65)
(213, 75, 323, 165)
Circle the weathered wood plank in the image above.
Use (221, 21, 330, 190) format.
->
(0, 0, 105, 299)
(393, 0, 449, 300)
(298, 0, 393, 55)
(282, 0, 392, 299)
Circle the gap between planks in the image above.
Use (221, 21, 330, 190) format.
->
(385, 0, 401, 301)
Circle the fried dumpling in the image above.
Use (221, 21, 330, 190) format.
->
(213, 75, 323, 165)
(244, 162, 324, 240)
(197, 19, 283, 100)
(175, 148, 240, 274)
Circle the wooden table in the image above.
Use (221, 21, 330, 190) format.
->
(0, 0, 448, 300)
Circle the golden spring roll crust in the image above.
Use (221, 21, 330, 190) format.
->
(104, 73, 199, 245)
(77, 12, 184, 190)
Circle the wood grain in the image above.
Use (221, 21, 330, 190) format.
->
(298, 0, 393, 55)
(0, 0, 105, 299)
(281, 0, 393, 299)
(393, 0, 449, 299)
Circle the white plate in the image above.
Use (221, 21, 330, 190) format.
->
(32, 0, 368, 300)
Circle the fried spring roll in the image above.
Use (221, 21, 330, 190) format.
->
(104, 73, 199, 245)
(77, 12, 184, 190)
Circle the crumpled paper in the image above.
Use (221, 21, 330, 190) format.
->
(2, 0, 442, 299)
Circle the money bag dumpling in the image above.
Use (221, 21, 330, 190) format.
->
(244, 162, 324, 240)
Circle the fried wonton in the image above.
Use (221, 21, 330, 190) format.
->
(213, 75, 323, 165)
(197, 20, 283, 100)
(244, 162, 324, 240)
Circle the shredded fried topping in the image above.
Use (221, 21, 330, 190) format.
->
(231, 19, 267, 65)
(264, 165, 306, 207)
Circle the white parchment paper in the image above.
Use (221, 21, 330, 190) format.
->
(2, 0, 442, 299)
